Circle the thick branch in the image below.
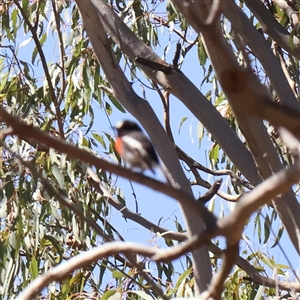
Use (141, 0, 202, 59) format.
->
(221, 0, 300, 112)
(0, 106, 217, 231)
(16, 242, 164, 300)
(219, 158, 300, 246)
(244, 0, 300, 60)
(76, 0, 215, 291)
(173, 0, 300, 254)
(101, 0, 264, 188)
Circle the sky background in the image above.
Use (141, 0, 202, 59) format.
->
(4, 0, 299, 285)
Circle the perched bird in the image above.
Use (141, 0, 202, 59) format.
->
(114, 120, 159, 173)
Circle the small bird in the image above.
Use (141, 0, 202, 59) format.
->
(114, 120, 159, 173)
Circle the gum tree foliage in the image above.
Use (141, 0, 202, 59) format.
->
(0, 0, 300, 299)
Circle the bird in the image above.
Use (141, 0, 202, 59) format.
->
(114, 120, 159, 174)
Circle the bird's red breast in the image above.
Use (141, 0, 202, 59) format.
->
(114, 120, 159, 173)
(114, 137, 123, 156)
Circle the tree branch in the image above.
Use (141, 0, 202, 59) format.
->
(221, 0, 300, 112)
(219, 157, 300, 247)
(272, 0, 300, 26)
(244, 0, 300, 60)
(0, 105, 217, 232)
(86, 167, 187, 241)
(173, 0, 300, 254)
(82, 0, 262, 189)
(75, 0, 216, 291)
(16, 242, 165, 300)
(13, 0, 65, 137)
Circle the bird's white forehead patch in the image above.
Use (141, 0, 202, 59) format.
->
(115, 120, 125, 129)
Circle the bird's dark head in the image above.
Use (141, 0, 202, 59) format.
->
(115, 120, 142, 136)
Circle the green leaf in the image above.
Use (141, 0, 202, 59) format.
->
(178, 117, 188, 134)
(29, 256, 39, 279)
(39, 32, 47, 47)
(112, 270, 125, 279)
(92, 132, 106, 149)
(101, 290, 117, 300)
(130, 290, 154, 300)
(174, 268, 192, 291)
(198, 39, 207, 66)
(263, 214, 271, 244)
(52, 164, 65, 188)
(109, 97, 126, 113)
(260, 253, 275, 270)
(271, 226, 284, 248)
(32, 45, 39, 65)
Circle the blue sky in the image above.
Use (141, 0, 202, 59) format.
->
(4, 0, 299, 286)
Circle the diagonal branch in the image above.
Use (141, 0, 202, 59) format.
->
(173, 0, 300, 254)
(221, 0, 300, 112)
(82, 0, 261, 187)
(13, 0, 65, 137)
(16, 242, 166, 300)
(75, 0, 215, 291)
(0, 105, 217, 231)
(219, 158, 300, 246)
(244, 0, 300, 60)
(86, 167, 187, 241)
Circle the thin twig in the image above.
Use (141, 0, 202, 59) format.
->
(206, 243, 239, 300)
(135, 57, 174, 74)
(0, 106, 217, 231)
(198, 179, 222, 204)
(86, 167, 187, 242)
(16, 242, 165, 300)
(150, 14, 194, 44)
(51, 0, 67, 106)
(13, 0, 65, 138)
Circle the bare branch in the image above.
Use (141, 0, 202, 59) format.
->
(198, 179, 222, 204)
(13, 0, 65, 137)
(135, 56, 174, 74)
(237, 256, 300, 293)
(76, 0, 216, 291)
(16, 242, 164, 300)
(0, 105, 217, 231)
(219, 159, 300, 248)
(176, 145, 253, 201)
(152, 231, 213, 262)
(274, 45, 298, 98)
(173, 0, 300, 252)
(172, 42, 181, 69)
(221, 0, 300, 112)
(272, 0, 300, 26)
(86, 167, 187, 242)
(0, 127, 14, 139)
(6, 106, 300, 298)
(203, 0, 222, 25)
(176, 146, 240, 179)
(90, 165, 300, 291)
(206, 243, 239, 300)
(244, 0, 300, 60)
(84, 0, 262, 189)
